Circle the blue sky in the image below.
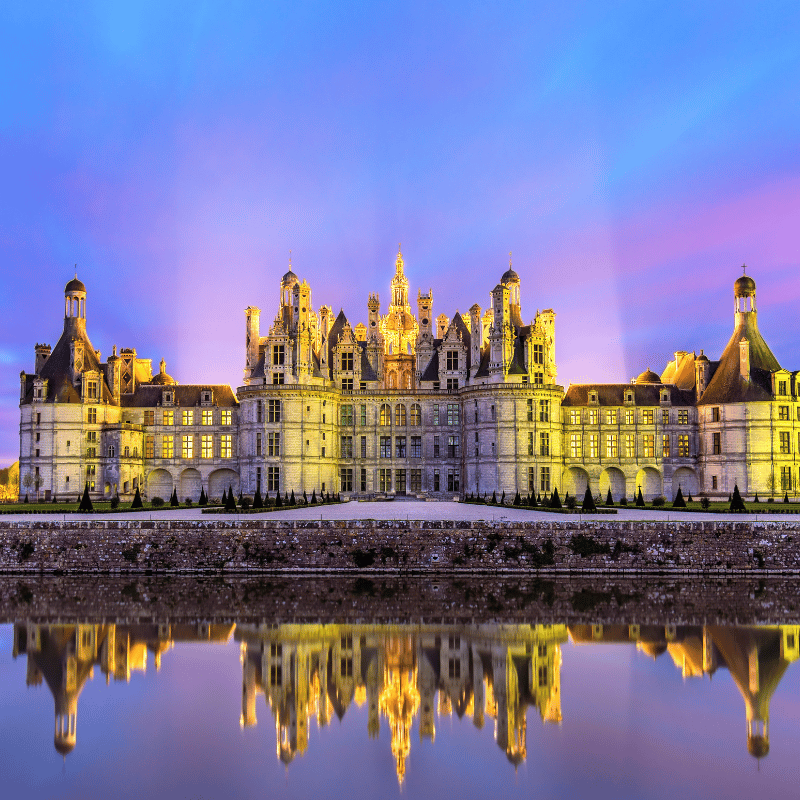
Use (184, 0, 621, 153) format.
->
(2, 1, 799, 463)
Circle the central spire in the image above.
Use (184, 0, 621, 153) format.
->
(395, 243, 404, 274)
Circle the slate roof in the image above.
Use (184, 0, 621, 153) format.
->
(561, 383, 696, 406)
(120, 384, 238, 408)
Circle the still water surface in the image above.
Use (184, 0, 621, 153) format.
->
(2, 612, 800, 798)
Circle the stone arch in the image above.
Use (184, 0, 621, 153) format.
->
(635, 467, 662, 501)
(672, 467, 698, 498)
(179, 468, 202, 502)
(208, 468, 239, 500)
(562, 467, 590, 498)
(147, 469, 173, 500)
(599, 467, 626, 502)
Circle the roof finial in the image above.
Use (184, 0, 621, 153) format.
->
(742, 263, 747, 275)
(289, 250, 292, 266)
(509, 251, 512, 267)
(74, 264, 77, 279)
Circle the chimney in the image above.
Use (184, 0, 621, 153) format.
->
(739, 338, 750, 382)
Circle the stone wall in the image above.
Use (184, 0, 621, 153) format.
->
(2, 518, 800, 575)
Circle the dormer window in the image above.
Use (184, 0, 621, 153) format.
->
(272, 344, 285, 366)
(589, 392, 598, 404)
(625, 393, 633, 403)
(87, 381, 98, 399)
(163, 391, 173, 405)
(201, 390, 212, 404)
(446, 351, 459, 370)
(778, 380, 787, 396)
(661, 391, 670, 402)
(341, 351, 354, 371)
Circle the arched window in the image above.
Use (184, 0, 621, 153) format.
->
(395, 404, 406, 426)
(124, 446, 130, 457)
(410, 404, 421, 426)
(388, 372, 396, 388)
(380, 404, 391, 426)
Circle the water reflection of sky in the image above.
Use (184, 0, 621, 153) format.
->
(2, 624, 800, 800)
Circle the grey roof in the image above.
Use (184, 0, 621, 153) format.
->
(420, 345, 441, 381)
(562, 383, 695, 406)
(358, 342, 378, 381)
(121, 384, 238, 408)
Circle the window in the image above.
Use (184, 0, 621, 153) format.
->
(539, 400, 549, 422)
(570, 434, 581, 458)
(540, 466, 550, 492)
(183, 410, 193, 425)
(433, 381, 440, 391)
(712, 476, 718, 490)
(341, 435, 353, 458)
(358, 436, 365, 458)
(220, 435, 232, 458)
(87, 408, 97, 424)
(396, 436, 407, 458)
(162, 436, 174, 458)
(534, 372, 543, 386)
(528, 432, 535, 456)
(662, 434, 671, 457)
(781, 466, 792, 491)
(678, 434, 689, 457)
(405, 403, 419, 426)
(270, 664, 282, 686)
(360, 381, 367, 391)
(86, 447, 96, 458)
(360, 468, 367, 492)
(712, 432, 721, 455)
(341, 404, 354, 426)
(108, 445, 115, 457)
(395, 404, 406, 426)
(678, 410, 689, 425)
(449, 658, 460, 679)
(605, 409, 616, 425)
(145, 436, 154, 459)
(778, 380, 787, 396)
(341, 378, 353, 391)
(447, 404, 459, 425)
(360, 404, 367, 425)
(272, 344, 285, 365)
(780, 431, 791, 454)
(267, 466, 279, 492)
(268, 400, 281, 422)
(340, 468, 353, 492)
(447, 469, 459, 492)
(533, 343, 544, 364)
(87, 381, 98, 399)
(447, 435, 459, 458)
(569, 409, 580, 425)
(446, 351, 459, 370)
(538, 665, 548, 688)
(624, 409, 634, 425)
(202, 410, 213, 426)
(268, 432, 280, 456)
(87, 430, 97, 443)
(182, 435, 193, 458)
(662, 410, 670, 425)
(380, 404, 391, 425)
(528, 466, 535, 491)
(605, 434, 618, 458)
(410, 469, 421, 492)
(779, 406, 790, 421)
(433, 435, 440, 458)
(588, 409, 598, 425)
(491, 405, 496, 420)
(379, 468, 391, 492)
(272, 371, 284, 385)
(256, 433, 263, 456)
(395, 469, 406, 493)
(446, 378, 459, 391)
(642, 409, 654, 425)
(643, 434, 654, 458)
(341, 351, 354, 371)
(433, 469, 440, 491)
(163, 410, 174, 425)
(201, 435, 213, 458)
(380, 436, 391, 458)
(711, 407, 720, 422)
(526, 398, 534, 422)
(625, 434, 635, 458)
(540, 431, 550, 456)
(588, 434, 598, 458)
(433, 405, 440, 425)
(411, 436, 421, 458)
(144, 410, 154, 425)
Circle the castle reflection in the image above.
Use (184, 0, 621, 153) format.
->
(10, 619, 800, 780)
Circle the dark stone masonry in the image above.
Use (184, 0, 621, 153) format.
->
(1, 518, 800, 575)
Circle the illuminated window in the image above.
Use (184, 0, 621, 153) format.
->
(780, 431, 791, 454)
(588, 409, 598, 425)
(779, 406, 790, 421)
(662, 410, 670, 425)
(144, 410, 154, 425)
(221, 410, 231, 425)
(605, 409, 616, 425)
(341, 435, 353, 458)
(268, 400, 281, 422)
(341, 404, 353, 426)
(540, 432, 550, 456)
(145, 436, 154, 459)
(182, 435, 193, 458)
(163, 410, 174, 425)
(605, 434, 618, 458)
(268, 432, 280, 456)
(380, 404, 391, 425)
(678, 434, 689, 457)
(569, 409, 580, 425)
(201, 435, 213, 458)
(624, 409, 634, 425)
(643, 435, 654, 458)
(625, 434, 635, 458)
(570, 434, 581, 458)
(410, 404, 421, 425)
(220, 435, 231, 458)
(395, 404, 406, 426)
(678, 410, 689, 424)
(588, 434, 598, 458)
(662, 434, 671, 457)
(642, 409, 654, 425)
(182, 410, 193, 425)
(87, 408, 97, 424)
(162, 436, 174, 459)
(202, 410, 213, 426)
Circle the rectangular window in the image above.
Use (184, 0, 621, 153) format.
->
(341, 351, 354, 371)
(360, 404, 367, 425)
(380, 436, 391, 458)
(144, 410, 155, 425)
(360, 436, 367, 458)
(87, 408, 97, 424)
(711, 407, 720, 422)
(272, 372, 284, 385)
(395, 436, 406, 458)
(448, 658, 460, 679)
(662, 410, 670, 425)
(447, 404, 459, 425)
(409, 469, 421, 492)
(447, 469, 459, 492)
(341, 435, 353, 458)
(268, 400, 281, 422)
(539, 399, 549, 422)
(182, 410, 193, 425)
(395, 469, 406, 493)
(533, 343, 544, 364)
(780, 431, 791, 454)
(256, 432, 262, 456)
(202, 410, 213, 426)
(642, 409, 654, 425)
(625, 434, 635, 458)
(527, 398, 534, 422)
(491, 405, 496, 420)
(446, 378, 459, 391)
(379, 468, 391, 492)
(446, 351, 459, 370)
(163, 410, 174, 425)
(272, 344, 285, 365)
(162, 436, 174, 458)
(433, 405, 440, 425)
(341, 404, 354, 426)
(534, 372, 543, 386)
(341, 378, 353, 391)
(201, 435, 213, 458)
(433, 469, 440, 492)
(712, 432, 721, 455)
(86, 447, 96, 458)
(569, 409, 580, 425)
(712, 475, 718, 490)
(678, 434, 689, 457)
(220, 435, 232, 458)
(643, 434, 654, 458)
(588, 434, 599, 458)
(447, 435, 460, 458)
(433, 435, 440, 458)
(267, 466, 279, 492)
(182, 435, 193, 459)
(340, 468, 353, 492)
(779, 406, 790, 421)
(606, 434, 618, 458)
(538, 665, 548, 688)
(411, 436, 422, 458)
(678, 410, 689, 424)
(570, 434, 581, 458)
(360, 468, 367, 492)
(86, 430, 97, 443)
(268, 432, 280, 456)
(433, 381, 440, 391)
(540, 466, 550, 492)
(540, 431, 550, 456)
(662, 434, 671, 457)
(605, 409, 616, 425)
(781, 466, 792, 491)
(778, 380, 787, 396)
(624, 409, 634, 425)
(145, 436, 154, 459)
(87, 381, 98, 399)
(588, 409, 598, 425)
(528, 466, 535, 491)
(528, 432, 534, 457)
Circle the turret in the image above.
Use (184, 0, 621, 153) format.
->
(64, 276, 87, 336)
(34, 344, 51, 374)
(367, 293, 381, 339)
(695, 350, 711, 397)
(417, 290, 433, 341)
(245, 307, 261, 374)
(436, 314, 449, 338)
(106, 344, 121, 401)
(469, 304, 482, 378)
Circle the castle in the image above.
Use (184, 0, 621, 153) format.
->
(18, 250, 799, 502)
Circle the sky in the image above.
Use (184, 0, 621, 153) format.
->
(1, 0, 799, 464)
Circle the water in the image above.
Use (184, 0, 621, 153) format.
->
(1, 579, 799, 799)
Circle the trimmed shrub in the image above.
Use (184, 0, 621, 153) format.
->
(490, 491, 497, 504)
(513, 491, 521, 506)
(199, 486, 207, 507)
(550, 487, 562, 509)
(605, 488, 614, 506)
(110, 495, 120, 509)
(78, 482, 93, 512)
(672, 486, 686, 508)
(253, 487, 263, 509)
(784, 492, 790, 504)
(275, 491, 283, 507)
(151, 497, 165, 507)
(240, 496, 251, 510)
(581, 486, 596, 512)
(225, 485, 236, 511)
(651, 496, 666, 507)
(565, 493, 576, 509)
(221, 488, 228, 505)
(635, 487, 644, 507)
(620, 497, 628, 506)
(730, 483, 746, 512)
(701, 497, 710, 509)
(290, 489, 296, 506)
(754, 493, 760, 503)
(131, 486, 143, 509)
(184, 498, 193, 507)
(170, 488, 179, 507)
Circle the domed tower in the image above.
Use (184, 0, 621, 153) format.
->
(280, 256, 299, 328)
(501, 254, 522, 328)
(734, 271, 757, 317)
(64, 276, 87, 336)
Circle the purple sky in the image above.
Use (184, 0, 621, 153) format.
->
(2, 1, 799, 463)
